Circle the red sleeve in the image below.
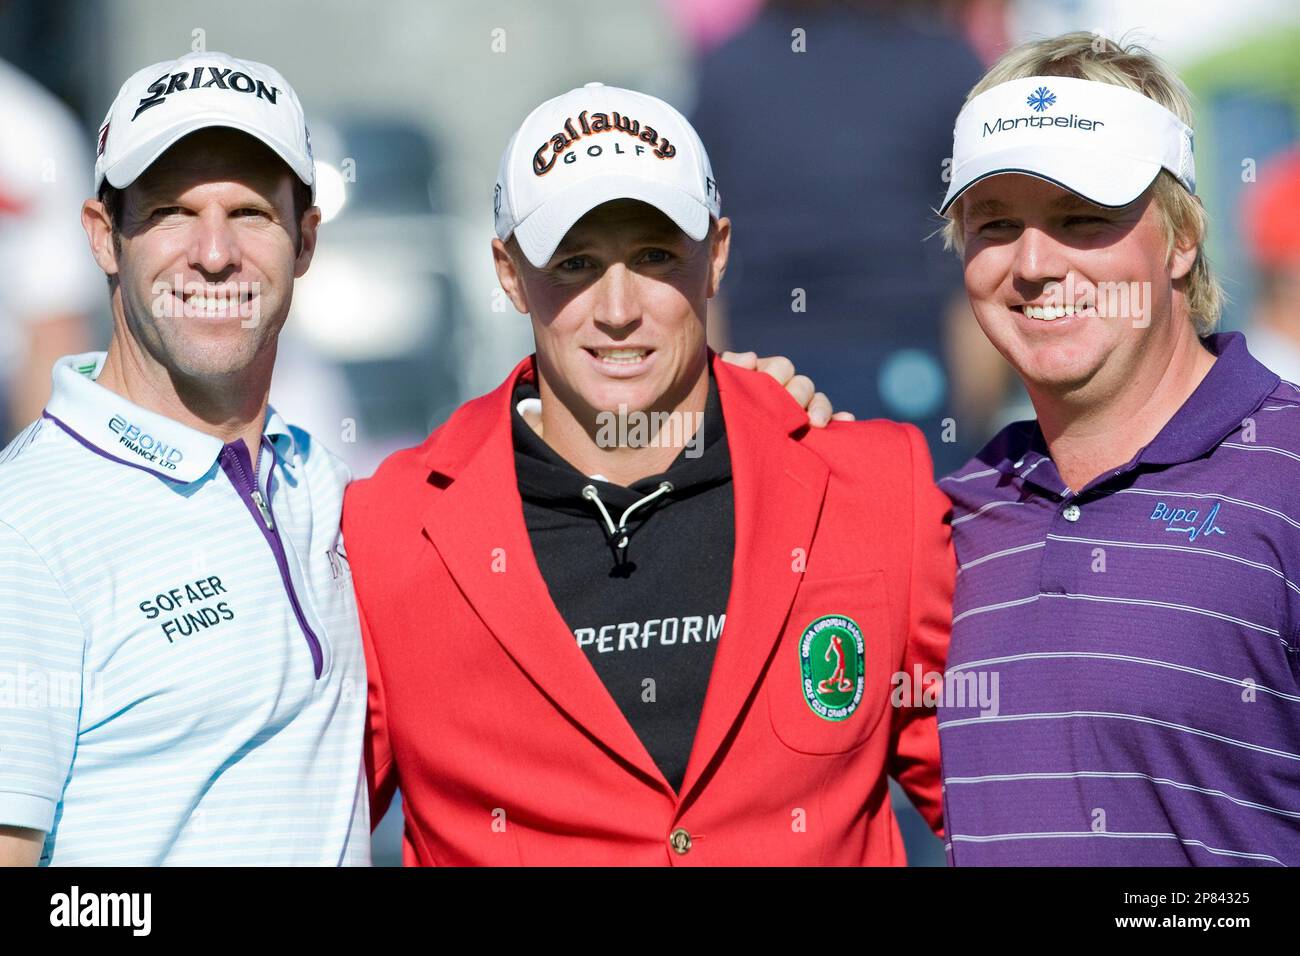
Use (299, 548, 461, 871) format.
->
(887, 423, 955, 838)
(357, 595, 398, 830)
(343, 484, 399, 831)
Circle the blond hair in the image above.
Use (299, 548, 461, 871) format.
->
(941, 32, 1223, 334)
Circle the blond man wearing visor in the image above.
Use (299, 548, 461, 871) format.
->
(937, 33, 1299, 867)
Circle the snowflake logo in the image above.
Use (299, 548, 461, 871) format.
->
(1027, 86, 1057, 112)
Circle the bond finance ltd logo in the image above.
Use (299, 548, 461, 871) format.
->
(108, 414, 183, 469)
(798, 614, 866, 722)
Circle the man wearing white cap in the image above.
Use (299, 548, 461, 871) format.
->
(0, 54, 849, 866)
(342, 82, 955, 865)
(0, 51, 371, 865)
(936, 34, 1300, 865)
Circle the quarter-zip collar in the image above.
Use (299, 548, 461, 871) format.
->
(43, 350, 295, 483)
(42, 350, 324, 679)
(216, 435, 325, 678)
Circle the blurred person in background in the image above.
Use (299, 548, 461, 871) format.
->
(1242, 147, 1300, 382)
(0, 55, 98, 439)
(689, 0, 997, 472)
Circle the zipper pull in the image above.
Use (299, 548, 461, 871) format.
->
(251, 489, 275, 531)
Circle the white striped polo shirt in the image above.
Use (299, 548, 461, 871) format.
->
(0, 352, 369, 865)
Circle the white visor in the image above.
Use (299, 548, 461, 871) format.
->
(941, 75, 1195, 215)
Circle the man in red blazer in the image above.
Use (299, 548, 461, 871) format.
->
(342, 83, 954, 865)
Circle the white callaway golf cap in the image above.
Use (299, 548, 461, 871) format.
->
(941, 75, 1194, 214)
(94, 51, 314, 200)
(494, 81, 721, 268)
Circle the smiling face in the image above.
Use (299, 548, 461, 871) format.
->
(88, 127, 318, 384)
(494, 198, 729, 423)
(960, 173, 1196, 403)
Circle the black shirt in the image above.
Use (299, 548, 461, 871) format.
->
(512, 378, 734, 792)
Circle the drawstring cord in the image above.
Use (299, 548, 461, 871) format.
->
(581, 481, 673, 563)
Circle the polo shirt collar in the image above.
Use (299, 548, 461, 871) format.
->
(989, 421, 1065, 494)
(44, 351, 295, 484)
(1137, 332, 1279, 466)
(991, 332, 1280, 492)
(263, 408, 297, 462)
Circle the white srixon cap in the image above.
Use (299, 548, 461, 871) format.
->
(94, 51, 314, 200)
(494, 81, 721, 267)
(941, 75, 1194, 214)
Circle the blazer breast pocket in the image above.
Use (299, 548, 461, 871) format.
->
(766, 571, 895, 755)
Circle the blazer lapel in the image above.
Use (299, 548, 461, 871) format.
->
(678, 358, 829, 801)
(421, 361, 670, 790)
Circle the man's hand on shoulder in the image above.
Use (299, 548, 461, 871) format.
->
(720, 351, 855, 428)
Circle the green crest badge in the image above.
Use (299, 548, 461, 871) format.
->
(798, 614, 866, 721)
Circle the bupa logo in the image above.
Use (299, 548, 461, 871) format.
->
(133, 65, 280, 121)
(1027, 86, 1057, 112)
(108, 415, 184, 469)
(1149, 500, 1225, 542)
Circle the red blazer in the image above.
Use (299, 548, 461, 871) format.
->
(342, 354, 954, 865)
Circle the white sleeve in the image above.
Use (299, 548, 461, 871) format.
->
(0, 518, 85, 831)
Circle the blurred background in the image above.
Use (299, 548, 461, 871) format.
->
(3, 0, 1299, 866)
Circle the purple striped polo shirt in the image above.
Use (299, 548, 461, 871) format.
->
(938, 332, 1300, 866)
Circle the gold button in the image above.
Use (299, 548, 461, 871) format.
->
(669, 827, 692, 855)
